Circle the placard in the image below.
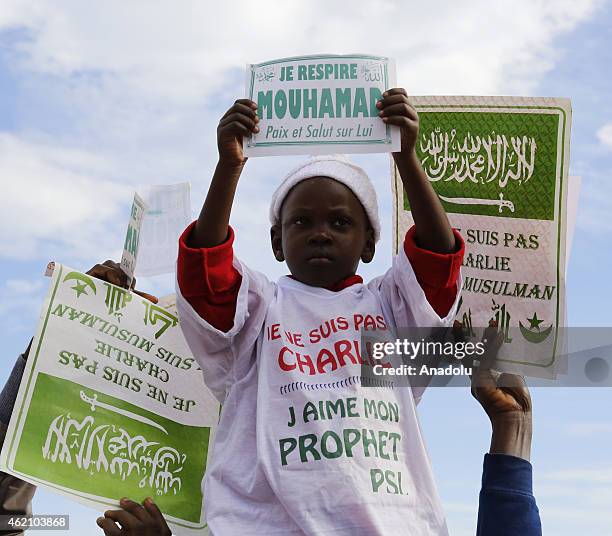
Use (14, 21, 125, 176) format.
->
(244, 54, 400, 156)
(0, 265, 218, 535)
(393, 96, 571, 377)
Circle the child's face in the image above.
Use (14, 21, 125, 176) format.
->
(271, 176, 375, 288)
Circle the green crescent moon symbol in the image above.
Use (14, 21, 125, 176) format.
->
(63, 272, 97, 297)
(519, 321, 553, 344)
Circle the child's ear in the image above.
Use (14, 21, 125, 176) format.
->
(361, 227, 375, 263)
(270, 225, 285, 262)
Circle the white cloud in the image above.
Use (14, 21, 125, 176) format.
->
(597, 123, 612, 149)
(0, 0, 600, 99)
(0, 133, 131, 260)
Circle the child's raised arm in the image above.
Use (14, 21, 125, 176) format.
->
(377, 88, 456, 254)
(187, 99, 259, 249)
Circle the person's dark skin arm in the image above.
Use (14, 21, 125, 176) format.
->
(467, 323, 541, 536)
(377, 88, 456, 254)
(473, 368, 541, 536)
(455, 321, 532, 459)
(188, 99, 259, 249)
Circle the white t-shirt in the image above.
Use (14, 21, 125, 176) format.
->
(176, 248, 461, 535)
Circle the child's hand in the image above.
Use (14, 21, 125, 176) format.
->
(217, 99, 259, 167)
(86, 260, 158, 303)
(376, 88, 419, 155)
(96, 497, 171, 536)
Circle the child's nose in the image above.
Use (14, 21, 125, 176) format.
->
(307, 224, 333, 244)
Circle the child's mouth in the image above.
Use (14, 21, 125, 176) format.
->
(307, 252, 333, 264)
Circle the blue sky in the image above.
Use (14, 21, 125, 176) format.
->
(1, 1, 611, 534)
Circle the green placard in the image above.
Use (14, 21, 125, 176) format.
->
(0, 264, 218, 535)
(393, 97, 571, 377)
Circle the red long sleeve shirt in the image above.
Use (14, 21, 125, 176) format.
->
(177, 222, 464, 332)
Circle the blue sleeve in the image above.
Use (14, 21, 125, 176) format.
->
(477, 453, 542, 536)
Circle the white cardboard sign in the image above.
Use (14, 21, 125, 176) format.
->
(244, 54, 400, 157)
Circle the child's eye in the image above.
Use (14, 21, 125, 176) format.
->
(293, 217, 306, 225)
(333, 217, 351, 227)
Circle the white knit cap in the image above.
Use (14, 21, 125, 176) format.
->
(269, 155, 380, 242)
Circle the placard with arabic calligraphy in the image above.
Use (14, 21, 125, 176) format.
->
(0, 265, 218, 535)
(393, 96, 571, 377)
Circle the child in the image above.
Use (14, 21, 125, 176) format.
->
(175, 88, 464, 535)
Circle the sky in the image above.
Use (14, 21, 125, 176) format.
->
(1, 1, 611, 534)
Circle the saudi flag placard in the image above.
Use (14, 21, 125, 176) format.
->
(393, 96, 571, 377)
(0, 265, 218, 535)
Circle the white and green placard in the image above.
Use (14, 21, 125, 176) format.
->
(244, 54, 400, 156)
(0, 265, 218, 535)
(393, 96, 571, 377)
(121, 193, 148, 286)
